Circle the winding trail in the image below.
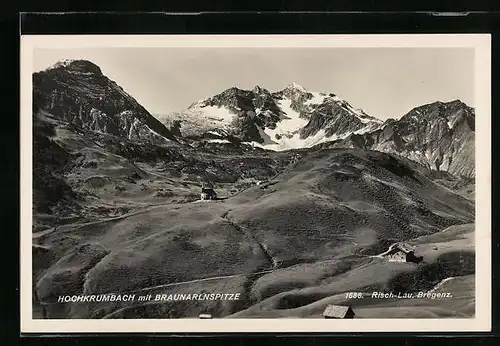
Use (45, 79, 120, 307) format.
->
(367, 241, 413, 259)
(345, 241, 405, 259)
(130, 268, 277, 294)
(33, 203, 173, 239)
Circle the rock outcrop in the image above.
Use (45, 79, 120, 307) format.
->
(321, 100, 475, 178)
(33, 59, 177, 146)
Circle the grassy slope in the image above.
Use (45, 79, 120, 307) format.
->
(32, 111, 297, 233)
(227, 223, 474, 318)
(33, 149, 475, 319)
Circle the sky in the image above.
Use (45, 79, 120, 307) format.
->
(34, 47, 474, 120)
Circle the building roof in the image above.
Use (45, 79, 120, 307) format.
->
(322, 305, 353, 318)
(383, 242, 415, 256)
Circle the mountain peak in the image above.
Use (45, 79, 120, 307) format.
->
(252, 85, 268, 94)
(220, 86, 247, 96)
(47, 59, 103, 76)
(34, 59, 178, 144)
(447, 99, 467, 106)
(286, 82, 307, 92)
(412, 99, 470, 113)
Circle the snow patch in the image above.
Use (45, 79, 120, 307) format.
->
(198, 105, 236, 123)
(268, 99, 308, 132)
(353, 122, 382, 135)
(325, 95, 342, 102)
(255, 98, 311, 149)
(162, 104, 237, 136)
(207, 139, 231, 144)
(248, 129, 345, 151)
(128, 118, 141, 139)
(48, 58, 77, 70)
(145, 125, 171, 142)
(341, 102, 381, 124)
(248, 94, 384, 151)
(206, 130, 223, 137)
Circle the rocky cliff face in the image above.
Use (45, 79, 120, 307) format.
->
(33, 59, 177, 146)
(299, 97, 382, 139)
(321, 100, 475, 178)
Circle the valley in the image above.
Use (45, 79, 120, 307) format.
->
(31, 59, 476, 319)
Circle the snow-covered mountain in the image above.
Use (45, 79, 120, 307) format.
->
(161, 83, 383, 150)
(162, 84, 475, 178)
(34, 59, 474, 179)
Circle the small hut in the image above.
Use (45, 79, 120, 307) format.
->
(200, 182, 217, 200)
(382, 243, 422, 263)
(322, 305, 355, 319)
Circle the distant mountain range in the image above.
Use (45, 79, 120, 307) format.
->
(33, 59, 475, 178)
(161, 83, 475, 178)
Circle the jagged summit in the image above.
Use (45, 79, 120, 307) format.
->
(47, 59, 103, 76)
(285, 82, 308, 92)
(401, 99, 474, 123)
(319, 97, 476, 178)
(252, 85, 269, 94)
(411, 99, 470, 111)
(33, 59, 177, 144)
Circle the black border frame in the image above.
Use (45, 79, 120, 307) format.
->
(14, 10, 499, 345)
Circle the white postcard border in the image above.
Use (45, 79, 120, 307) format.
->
(20, 34, 491, 333)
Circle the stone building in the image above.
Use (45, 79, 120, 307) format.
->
(200, 182, 217, 200)
(381, 243, 423, 263)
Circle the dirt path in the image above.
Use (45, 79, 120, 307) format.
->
(33, 203, 172, 239)
(370, 242, 401, 258)
(33, 152, 299, 240)
(129, 268, 277, 294)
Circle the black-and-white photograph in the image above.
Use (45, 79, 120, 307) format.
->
(20, 35, 491, 332)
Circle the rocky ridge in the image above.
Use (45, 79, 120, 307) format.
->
(319, 100, 475, 178)
(33, 59, 177, 146)
(163, 85, 475, 178)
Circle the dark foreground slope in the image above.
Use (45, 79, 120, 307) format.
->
(33, 148, 474, 319)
